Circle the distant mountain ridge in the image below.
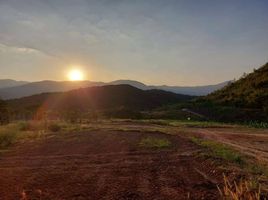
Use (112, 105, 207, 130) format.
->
(0, 79, 231, 100)
(8, 85, 194, 116)
(0, 79, 29, 89)
(0, 80, 105, 100)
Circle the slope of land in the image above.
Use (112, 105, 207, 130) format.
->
(206, 63, 268, 109)
(7, 85, 194, 116)
(0, 80, 105, 100)
(0, 79, 230, 99)
(0, 79, 28, 89)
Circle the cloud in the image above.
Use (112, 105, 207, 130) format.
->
(0, 43, 41, 54)
(0, 0, 268, 84)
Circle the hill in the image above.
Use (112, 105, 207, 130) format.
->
(0, 79, 28, 89)
(109, 80, 148, 90)
(0, 80, 105, 100)
(0, 79, 230, 100)
(7, 85, 194, 120)
(153, 81, 231, 96)
(205, 63, 268, 110)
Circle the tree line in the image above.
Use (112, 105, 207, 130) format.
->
(0, 99, 9, 125)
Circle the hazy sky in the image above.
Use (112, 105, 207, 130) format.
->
(0, 0, 267, 86)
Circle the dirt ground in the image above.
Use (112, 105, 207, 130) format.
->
(189, 127, 268, 162)
(0, 126, 226, 200)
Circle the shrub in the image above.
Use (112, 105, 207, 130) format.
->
(18, 121, 43, 131)
(247, 121, 268, 129)
(18, 122, 31, 131)
(0, 100, 9, 125)
(48, 123, 61, 132)
(0, 130, 17, 149)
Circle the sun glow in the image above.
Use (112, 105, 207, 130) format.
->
(68, 69, 84, 81)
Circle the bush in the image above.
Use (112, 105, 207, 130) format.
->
(0, 100, 9, 125)
(48, 123, 61, 132)
(18, 122, 31, 131)
(18, 121, 42, 131)
(247, 121, 268, 129)
(0, 130, 17, 149)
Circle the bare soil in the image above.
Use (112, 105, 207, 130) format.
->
(190, 127, 268, 162)
(0, 129, 224, 200)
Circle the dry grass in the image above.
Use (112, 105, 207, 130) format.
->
(0, 124, 20, 149)
(190, 137, 245, 165)
(139, 137, 171, 149)
(218, 175, 263, 200)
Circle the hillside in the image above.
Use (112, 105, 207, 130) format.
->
(154, 81, 231, 96)
(0, 79, 230, 100)
(0, 80, 105, 100)
(7, 85, 194, 119)
(0, 79, 28, 89)
(205, 63, 268, 110)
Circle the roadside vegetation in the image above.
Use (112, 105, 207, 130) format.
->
(191, 136, 268, 176)
(246, 121, 268, 129)
(191, 136, 244, 165)
(191, 136, 268, 199)
(0, 121, 65, 151)
(0, 124, 18, 150)
(218, 175, 262, 200)
(0, 99, 9, 125)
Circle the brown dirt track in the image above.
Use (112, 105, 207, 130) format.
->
(190, 128, 268, 162)
(0, 129, 224, 200)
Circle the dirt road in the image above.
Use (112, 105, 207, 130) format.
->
(190, 127, 268, 162)
(0, 129, 223, 200)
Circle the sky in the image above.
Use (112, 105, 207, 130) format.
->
(0, 0, 267, 86)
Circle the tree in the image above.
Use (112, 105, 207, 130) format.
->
(0, 99, 9, 125)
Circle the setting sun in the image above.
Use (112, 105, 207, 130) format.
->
(68, 69, 84, 81)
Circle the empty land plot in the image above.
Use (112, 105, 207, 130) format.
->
(0, 126, 224, 200)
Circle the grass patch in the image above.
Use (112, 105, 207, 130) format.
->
(247, 162, 268, 177)
(246, 121, 268, 129)
(169, 120, 234, 128)
(218, 174, 262, 200)
(134, 119, 234, 128)
(0, 124, 19, 149)
(139, 137, 171, 149)
(191, 137, 244, 165)
(18, 121, 45, 131)
(191, 137, 268, 177)
(0, 130, 18, 149)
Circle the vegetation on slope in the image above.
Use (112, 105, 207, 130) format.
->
(7, 85, 194, 121)
(0, 99, 9, 125)
(206, 63, 268, 110)
(171, 63, 268, 123)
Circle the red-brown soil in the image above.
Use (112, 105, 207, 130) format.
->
(0, 129, 225, 200)
(189, 128, 268, 162)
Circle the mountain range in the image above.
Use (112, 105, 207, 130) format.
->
(0, 79, 29, 89)
(7, 85, 194, 117)
(0, 79, 230, 100)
